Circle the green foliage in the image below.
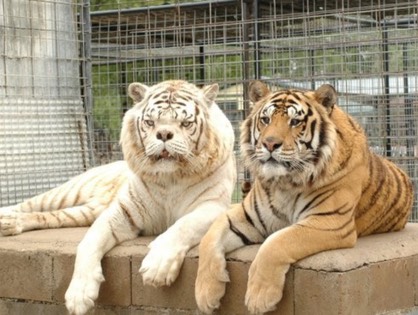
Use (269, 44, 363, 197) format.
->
(90, 0, 202, 11)
(92, 64, 124, 141)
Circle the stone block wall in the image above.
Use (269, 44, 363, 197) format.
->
(0, 225, 418, 315)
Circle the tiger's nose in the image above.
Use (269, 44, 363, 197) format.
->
(156, 130, 174, 142)
(262, 136, 282, 152)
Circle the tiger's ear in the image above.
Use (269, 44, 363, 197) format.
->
(249, 80, 270, 103)
(128, 82, 149, 104)
(201, 83, 219, 106)
(315, 84, 337, 114)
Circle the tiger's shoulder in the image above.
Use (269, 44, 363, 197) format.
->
(241, 81, 413, 236)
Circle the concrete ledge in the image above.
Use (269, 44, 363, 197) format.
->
(0, 224, 418, 315)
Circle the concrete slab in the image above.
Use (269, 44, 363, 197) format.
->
(0, 224, 417, 314)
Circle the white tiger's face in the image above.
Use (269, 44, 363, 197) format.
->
(121, 80, 219, 175)
(138, 89, 201, 165)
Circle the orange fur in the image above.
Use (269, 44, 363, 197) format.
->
(196, 81, 413, 314)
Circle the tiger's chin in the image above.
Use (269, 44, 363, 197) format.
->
(147, 153, 200, 175)
(254, 159, 313, 186)
(256, 161, 290, 180)
(148, 158, 182, 173)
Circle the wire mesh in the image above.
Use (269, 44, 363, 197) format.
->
(1, 0, 417, 220)
(87, 0, 418, 219)
(0, 0, 89, 205)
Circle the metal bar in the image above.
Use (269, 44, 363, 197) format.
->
(81, 0, 95, 167)
(403, 43, 415, 162)
(382, 22, 391, 157)
(89, 0, 239, 17)
(252, 0, 261, 79)
(199, 45, 205, 81)
(241, 0, 251, 185)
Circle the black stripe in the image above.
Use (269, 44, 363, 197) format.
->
(242, 202, 255, 228)
(347, 116, 360, 132)
(120, 202, 138, 229)
(292, 92, 302, 101)
(307, 202, 350, 217)
(318, 115, 328, 149)
(358, 156, 386, 218)
(194, 118, 204, 150)
(129, 188, 147, 221)
(111, 229, 121, 243)
(228, 216, 253, 245)
(297, 215, 354, 233)
(292, 193, 301, 210)
(297, 188, 335, 218)
(80, 209, 91, 222)
(253, 192, 267, 233)
(367, 163, 403, 233)
(62, 211, 78, 224)
(151, 91, 165, 99)
(310, 119, 317, 140)
(50, 212, 62, 226)
(341, 226, 356, 239)
(361, 155, 374, 194)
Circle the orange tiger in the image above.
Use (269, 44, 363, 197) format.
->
(195, 80, 414, 314)
(0, 80, 236, 315)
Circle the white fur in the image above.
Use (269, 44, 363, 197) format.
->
(63, 81, 236, 315)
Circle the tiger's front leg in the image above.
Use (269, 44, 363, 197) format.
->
(140, 200, 229, 287)
(65, 206, 139, 315)
(245, 219, 357, 314)
(195, 203, 265, 314)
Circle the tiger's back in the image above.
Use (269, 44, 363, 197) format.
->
(0, 161, 129, 235)
(318, 100, 413, 237)
(355, 152, 413, 236)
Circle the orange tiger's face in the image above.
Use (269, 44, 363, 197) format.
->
(121, 80, 219, 175)
(242, 81, 338, 183)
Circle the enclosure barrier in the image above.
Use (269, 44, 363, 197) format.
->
(1, 1, 418, 314)
(0, 225, 417, 314)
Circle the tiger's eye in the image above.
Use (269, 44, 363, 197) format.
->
(181, 121, 192, 128)
(290, 118, 301, 127)
(260, 117, 270, 125)
(144, 120, 155, 127)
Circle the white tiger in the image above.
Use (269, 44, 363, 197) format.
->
(0, 80, 236, 315)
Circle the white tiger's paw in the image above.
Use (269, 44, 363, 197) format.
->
(65, 269, 105, 315)
(139, 241, 186, 287)
(195, 255, 229, 314)
(0, 212, 23, 236)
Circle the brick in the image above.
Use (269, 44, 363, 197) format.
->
(97, 247, 135, 307)
(132, 255, 199, 310)
(0, 249, 53, 302)
(367, 258, 415, 314)
(413, 256, 418, 306)
(217, 260, 295, 315)
(294, 267, 371, 315)
(52, 253, 76, 303)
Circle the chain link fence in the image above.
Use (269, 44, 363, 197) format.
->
(1, 0, 417, 219)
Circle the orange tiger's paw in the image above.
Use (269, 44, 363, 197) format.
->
(195, 257, 230, 314)
(244, 259, 287, 314)
(245, 282, 282, 314)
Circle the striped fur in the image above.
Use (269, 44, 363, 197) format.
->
(1, 80, 236, 315)
(195, 81, 413, 314)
